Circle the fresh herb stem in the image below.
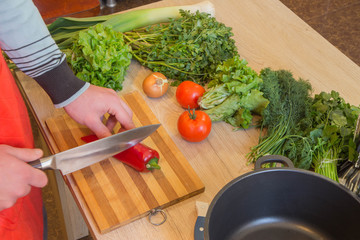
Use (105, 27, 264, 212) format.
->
(248, 70, 359, 182)
(122, 9, 238, 85)
(247, 68, 314, 168)
(314, 147, 340, 182)
(130, 52, 204, 76)
(49, 1, 216, 49)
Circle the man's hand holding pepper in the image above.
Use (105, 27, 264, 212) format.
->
(64, 84, 135, 139)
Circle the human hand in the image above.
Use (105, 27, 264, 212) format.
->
(64, 84, 135, 139)
(0, 145, 48, 211)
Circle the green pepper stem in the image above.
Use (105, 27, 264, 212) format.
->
(146, 158, 161, 170)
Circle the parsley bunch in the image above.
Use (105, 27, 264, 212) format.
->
(123, 10, 238, 85)
(307, 91, 360, 181)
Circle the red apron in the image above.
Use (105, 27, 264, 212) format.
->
(0, 50, 44, 239)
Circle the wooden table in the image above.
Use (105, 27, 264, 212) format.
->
(16, 0, 360, 239)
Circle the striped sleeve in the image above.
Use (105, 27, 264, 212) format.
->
(0, 0, 89, 107)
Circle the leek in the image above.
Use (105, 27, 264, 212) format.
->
(104, 1, 215, 32)
(49, 1, 215, 49)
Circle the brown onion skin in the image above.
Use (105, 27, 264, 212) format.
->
(143, 72, 169, 98)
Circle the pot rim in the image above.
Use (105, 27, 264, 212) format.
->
(204, 158, 360, 239)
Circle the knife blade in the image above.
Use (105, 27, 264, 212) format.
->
(29, 124, 160, 175)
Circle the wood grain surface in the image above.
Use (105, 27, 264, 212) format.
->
(15, 0, 360, 239)
(45, 91, 205, 233)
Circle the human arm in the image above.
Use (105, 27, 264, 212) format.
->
(0, 145, 47, 210)
(0, 0, 135, 137)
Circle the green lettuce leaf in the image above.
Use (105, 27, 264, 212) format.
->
(66, 24, 132, 91)
(225, 108, 253, 129)
(200, 56, 269, 129)
(240, 89, 269, 115)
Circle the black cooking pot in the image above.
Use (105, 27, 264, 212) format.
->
(196, 155, 360, 240)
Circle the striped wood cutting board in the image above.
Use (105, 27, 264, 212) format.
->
(45, 91, 205, 233)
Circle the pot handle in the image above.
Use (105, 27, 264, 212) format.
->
(194, 215, 206, 240)
(194, 201, 208, 240)
(255, 155, 294, 170)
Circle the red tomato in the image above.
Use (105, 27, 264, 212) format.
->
(177, 109, 211, 142)
(176, 81, 205, 109)
(143, 72, 169, 98)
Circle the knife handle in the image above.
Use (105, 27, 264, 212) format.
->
(28, 156, 54, 171)
(28, 159, 42, 169)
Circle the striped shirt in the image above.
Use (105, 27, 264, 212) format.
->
(0, 0, 89, 107)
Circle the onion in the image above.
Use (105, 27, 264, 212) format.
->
(142, 72, 169, 98)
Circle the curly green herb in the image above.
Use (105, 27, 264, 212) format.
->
(123, 10, 238, 85)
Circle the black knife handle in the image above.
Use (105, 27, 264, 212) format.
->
(28, 159, 42, 169)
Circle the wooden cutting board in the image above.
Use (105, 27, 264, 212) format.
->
(45, 91, 205, 233)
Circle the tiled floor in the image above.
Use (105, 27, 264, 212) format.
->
(39, 0, 360, 239)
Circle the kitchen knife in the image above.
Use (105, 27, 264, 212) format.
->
(29, 124, 160, 175)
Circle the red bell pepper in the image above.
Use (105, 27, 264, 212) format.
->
(81, 135, 161, 172)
